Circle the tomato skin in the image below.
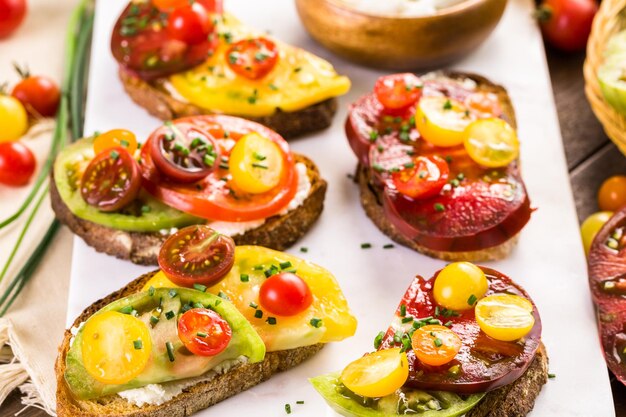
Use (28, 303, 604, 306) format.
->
(178, 308, 232, 356)
(0, 95, 28, 142)
(0, 0, 26, 39)
(411, 324, 462, 367)
(475, 294, 535, 342)
(259, 272, 313, 317)
(598, 175, 626, 212)
(93, 129, 138, 156)
(581, 211, 613, 255)
(153, 0, 223, 13)
(391, 155, 449, 200)
(0, 141, 35, 186)
(167, 3, 213, 46)
(537, 0, 597, 52)
(432, 262, 488, 311)
(226, 38, 279, 80)
(340, 348, 409, 398)
(11, 75, 61, 118)
(374, 73, 423, 110)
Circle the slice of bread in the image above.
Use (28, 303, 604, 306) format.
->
(55, 270, 324, 417)
(354, 72, 525, 262)
(119, 70, 338, 139)
(50, 154, 327, 265)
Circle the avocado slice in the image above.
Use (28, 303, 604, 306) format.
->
(310, 372, 484, 417)
(54, 137, 202, 232)
(65, 288, 266, 400)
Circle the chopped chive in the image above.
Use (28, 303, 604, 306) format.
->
(141, 205, 151, 213)
(548, 373, 556, 379)
(435, 306, 440, 316)
(267, 317, 277, 325)
(165, 310, 175, 320)
(254, 310, 263, 319)
(374, 331, 385, 349)
(249, 302, 258, 309)
(197, 332, 208, 338)
(393, 331, 402, 344)
(310, 318, 323, 328)
(269, 83, 279, 91)
(300, 247, 308, 253)
(133, 340, 143, 350)
(369, 130, 379, 141)
(150, 315, 159, 326)
(443, 100, 452, 110)
(403, 162, 415, 168)
(119, 305, 133, 314)
(193, 302, 204, 309)
(166, 341, 175, 362)
(400, 304, 406, 317)
(372, 164, 384, 173)
(468, 294, 477, 306)
(383, 244, 394, 249)
(240, 274, 250, 282)
(214, 299, 221, 306)
(148, 286, 155, 296)
(169, 289, 178, 298)
(285, 403, 292, 414)
(444, 321, 453, 327)
(279, 261, 292, 269)
(427, 318, 442, 325)
(399, 131, 410, 142)
(218, 291, 230, 300)
(434, 203, 445, 212)
(361, 243, 372, 249)
(253, 264, 264, 270)
(193, 283, 207, 292)
(252, 162, 268, 169)
(110, 150, 120, 160)
(296, 400, 304, 405)
(253, 152, 266, 161)
(401, 316, 414, 323)
(120, 139, 130, 148)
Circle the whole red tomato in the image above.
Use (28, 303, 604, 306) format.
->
(536, 0, 598, 52)
(0, 0, 26, 39)
(0, 141, 36, 186)
(11, 66, 60, 117)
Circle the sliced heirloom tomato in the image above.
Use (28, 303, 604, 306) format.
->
(178, 308, 232, 356)
(374, 73, 423, 110)
(140, 115, 298, 222)
(391, 155, 449, 200)
(225, 37, 279, 80)
(158, 225, 235, 287)
(80, 147, 141, 212)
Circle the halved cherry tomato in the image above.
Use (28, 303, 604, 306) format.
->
(391, 155, 449, 200)
(226, 38, 279, 80)
(81, 311, 152, 385)
(80, 147, 141, 212)
(581, 211, 613, 255)
(0, 141, 35, 186)
(463, 118, 519, 168)
(340, 348, 409, 398)
(475, 294, 535, 341)
(374, 73, 423, 110)
(0, 0, 26, 39)
(259, 272, 313, 317)
(93, 129, 138, 156)
(465, 92, 502, 119)
(0, 95, 28, 142)
(229, 132, 284, 194)
(433, 262, 488, 311)
(598, 175, 626, 212)
(167, 3, 213, 46)
(149, 122, 219, 183)
(411, 325, 462, 367)
(178, 308, 232, 356)
(416, 96, 473, 147)
(11, 68, 60, 118)
(158, 225, 235, 287)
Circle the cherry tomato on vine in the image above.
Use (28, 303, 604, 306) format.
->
(374, 73, 423, 110)
(0, 0, 26, 39)
(536, 0, 598, 52)
(259, 272, 313, 317)
(0, 141, 35, 186)
(0, 95, 28, 142)
(178, 308, 232, 356)
(226, 38, 279, 80)
(391, 155, 449, 200)
(11, 67, 60, 118)
(158, 225, 235, 288)
(598, 175, 626, 212)
(167, 3, 213, 45)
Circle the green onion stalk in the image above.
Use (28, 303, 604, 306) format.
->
(0, 0, 94, 316)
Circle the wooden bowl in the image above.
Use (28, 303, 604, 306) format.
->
(295, 0, 508, 70)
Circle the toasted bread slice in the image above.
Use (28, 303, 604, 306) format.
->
(119, 70, 338, 139)
(55, 270, 324, 417)
(355, 72, 523, 262)
(50, 154, 327, 265)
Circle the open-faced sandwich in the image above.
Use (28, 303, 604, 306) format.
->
(347, 72, 532, 261)
(111, 0, 351, 138)
(312, 261, 548, 417)
(588, 207, 626, 385)
(50, 115, 326, 265)
(56, 225, 357, 416)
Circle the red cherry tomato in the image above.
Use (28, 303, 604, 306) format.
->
(80, 147, 141, 212)
(197, 0, 223, 13)
(391, 156, 450, 200)
(167, 3, 213, 46)
(153, 0, 223, 13)
(158, 225, 235, 288)
(259, 272, 313, 317)
(226, 38, 279, 80)
(536, 0, 597, 52)
(11, 69, 61, 118)
(177, 308, 232, 356)
(0, 141, 35, 186)
(374, 73, 423, 110)
(598, 175, 626, 212)
(0, 0, 26, 39)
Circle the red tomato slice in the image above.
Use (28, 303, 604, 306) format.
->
(226, 38, 279, 80)
(166, 3, 213, 46)
(158, 225, 235, 287)
(259, 272, 313, 317)
(178, 308, 232, 356)
(80, 147, 141, 212)
(140, 115, 298, 222)
(391, 156, 450, 200)
(374, 73, 423, 110)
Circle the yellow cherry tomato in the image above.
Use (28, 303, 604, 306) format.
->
(411, 324, 461, 366)
(141, 271, 180, 292)
(433, 262, 488, 311)
(81, 311, 152, 385)
(340, 348, 409, 398)
(581, 211, 613, 255)
(475, 294, 535, 341)
(598, 175, 626, 212)
(229, 132, 285, 194)
(463, 118, 519, 168)
(93, 129, 138, 155)
(0, 95, 28, 142)
(416, 96, 473, 147)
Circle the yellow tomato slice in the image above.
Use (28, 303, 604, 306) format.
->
(93, 129, 138, 156)
(411, 324, 461, 367)
(416, 96, 472, 147)
(340, 348, 409, 398)
(141, 271, 180, 292)
(475, 294, 535, 342)
(81, 311, 152, 385)
(433, 262, 488, 311)
(463, 118, 519, 168)
(229, 132, 285, 194)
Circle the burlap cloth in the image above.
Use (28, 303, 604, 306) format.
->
(0, 0, 79, 414)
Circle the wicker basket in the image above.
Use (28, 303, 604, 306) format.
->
(584, 0, 626, 155)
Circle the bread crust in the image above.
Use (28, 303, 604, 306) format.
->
(119, 69, 338, 139)
(50, 154, 327, 265)
(55, 270, 324, 417)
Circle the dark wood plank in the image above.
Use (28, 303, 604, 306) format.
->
(1, 390, 42, 417)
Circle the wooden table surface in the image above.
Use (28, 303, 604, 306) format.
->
(2, 41, 625, 417)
